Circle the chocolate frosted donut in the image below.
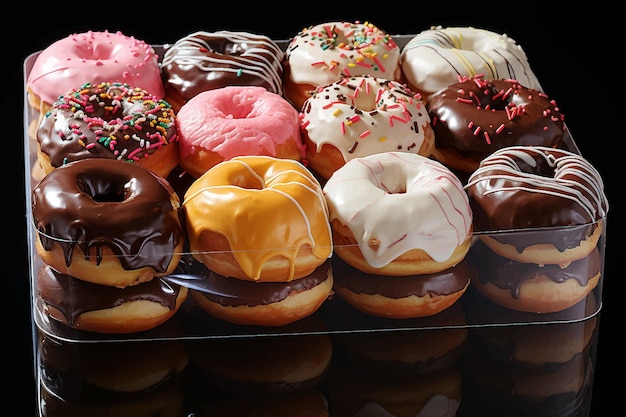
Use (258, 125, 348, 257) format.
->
(161, 31, 285, 110)
(427, 75, 566, 174)
(465, 145, 609, 267)
(187, 260, 333, 327)
(37, 264, 188, 334)
(32, 158, 185, 288)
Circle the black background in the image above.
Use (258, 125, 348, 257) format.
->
(11, 7, 619, 416)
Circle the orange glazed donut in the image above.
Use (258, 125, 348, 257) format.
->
(176, 86, 304, 178)
(183, 155, 333, 282)
(283, 21, 402, 110)
(323, 152, 473, 276)
(26, 30, 164, 114)
(300, 75, 434, 180)
(465, 146, 609, 268)
(36, 81, 179, 179)
(31, 158, 185, 288)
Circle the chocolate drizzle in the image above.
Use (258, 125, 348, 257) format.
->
(32, 159, 184, 271)
(473, 241, 602, 299)
(332, 256, 475, 298)
(37, 265, 183, 326)
(187, 260, 331, 307)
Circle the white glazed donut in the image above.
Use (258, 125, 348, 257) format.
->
(300, 75, 434, 180)
(323, 151, 473, 275)
(400, 26, 541, 98)
(284, 21, 402, 110)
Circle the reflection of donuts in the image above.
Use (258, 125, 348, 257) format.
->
(328, 364, 462, 417)
(333, 303, 467, 375)
(187, 333, 332, 396)
(37, 265, 188, 334)
(471, 240, 602, 313)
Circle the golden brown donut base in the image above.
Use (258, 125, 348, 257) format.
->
(189, 272, 333, 326)
(281, 67, 316, 111)
(27, 86, 53, 115)
(473, 271, 600, 314)
(36, 238, 184, 288)
(179, 138, 304, 179)
(479, 223, 602, 268)
(331, 219, 473, 276)
(35, 141, 180, 180)
(334, 280, 469, 319)
(191, 230, 330, 282)
(44, 288, 188, 334)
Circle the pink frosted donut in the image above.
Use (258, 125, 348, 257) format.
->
(26, 30, 164, 113)
(176, 86, 305, 177)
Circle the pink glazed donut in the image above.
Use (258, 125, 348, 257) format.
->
(176, 86, 304, 177)
(27, 30, 164, 113)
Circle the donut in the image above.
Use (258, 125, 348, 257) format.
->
(426, 75, 566, 175)
(465, 146, 609, 267)
(36, 81, 179, 179)
(283, 21, 402, 110)
(176, 86, 304, 178)
(400, 26, 541, 99)
(26, 30, 164, 114)
(31, 158, 185, 288)
(331, 256, 474, 319)
(36, 264, 188, 334)
(300, 75, 435, 180)
(161, 30, 285, 111)
(323, 151, 473, 276)
(187, 260, 333, 327)
(471, 240, 602, 313)
(187, 334, 332, 395)
(183, 155, 333, 282)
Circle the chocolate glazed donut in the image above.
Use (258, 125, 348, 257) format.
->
(32, 158, 185, 287)
(161, 30, 285, 108)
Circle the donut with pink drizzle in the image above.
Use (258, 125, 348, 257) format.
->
(300, 75, 434, 180)
(323, 151, 473, 276)
(465, 145, 609, 268)
(284, 21, 402, 110)
(27, 30, 164, 113)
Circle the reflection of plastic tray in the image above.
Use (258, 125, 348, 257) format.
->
(24, 37, 608, 345)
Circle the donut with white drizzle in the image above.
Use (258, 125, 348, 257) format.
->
(465, 145, 609, 267)
(301, 75, 434, 180)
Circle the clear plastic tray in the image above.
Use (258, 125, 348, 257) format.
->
(24, 37, 608, 344)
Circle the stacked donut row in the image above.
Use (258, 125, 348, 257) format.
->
(26, 23, 609, 335)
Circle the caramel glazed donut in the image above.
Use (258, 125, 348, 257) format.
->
(160, 30, 285, 111)
(31, 158, 185, 288)
(426, 75, 565, 175)
(465, 146, 609, 268)
(35, 81, 179, 180)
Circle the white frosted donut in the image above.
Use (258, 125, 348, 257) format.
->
(400, 26, 541, 97)
(323, 151, 473, 275)
(300, 75, 434, 180)
(284, 21, 402, 110)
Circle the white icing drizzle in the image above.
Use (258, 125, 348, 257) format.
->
(323, 152, 472, 268)
(302, 76, 433, 161)
(400, 26, 541, 95)
(161, 30, 284, 95)
(465, 146, 609, 221)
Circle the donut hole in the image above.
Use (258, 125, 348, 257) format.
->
(351, 89, 378, 112)
(77, 174, 131, 202)
(516, 154, 556, 178)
